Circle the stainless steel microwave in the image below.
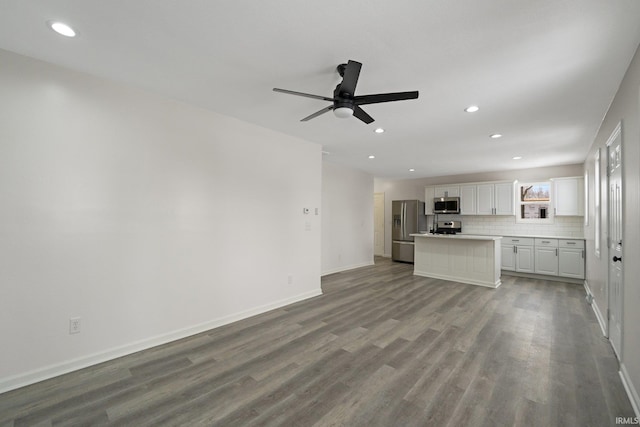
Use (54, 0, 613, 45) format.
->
(433, 197, 460, 214)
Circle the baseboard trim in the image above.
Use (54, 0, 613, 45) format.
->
(583, 280, 593, 303)
(321, 261, 375, 276)
(413, 270, 501, 289)
(620, 363, 640, 419)
(501, 270, 583, 284)
(583, 280, 607, 337)
(0, 288, 323, 394)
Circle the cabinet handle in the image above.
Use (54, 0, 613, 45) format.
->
(542, 240, 550, 243)
(512, 239, 519, 242)
(567, 241, 576, 245)
(515, 246, 517, 253)
(582, 250, 584, 259)
(555, 248, 558, 256)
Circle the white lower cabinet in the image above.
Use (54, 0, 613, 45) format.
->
(502, 237, 585, 280)
(558, 239, 585, 279)
(515, 245, 535, 273)
(501, 237, 534, 273)
(534, 238, 559, 275)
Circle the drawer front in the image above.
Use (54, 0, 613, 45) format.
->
(503, 237, 534, 246)
(559, 239, 585, 249)
(535, 238, 558, 247)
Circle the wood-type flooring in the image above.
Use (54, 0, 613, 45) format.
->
(0, 257, 635, 426)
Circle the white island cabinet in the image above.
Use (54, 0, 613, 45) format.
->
(411, 234, 502, 288)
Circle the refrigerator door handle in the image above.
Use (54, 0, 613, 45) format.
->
(402, 202, 406, 239)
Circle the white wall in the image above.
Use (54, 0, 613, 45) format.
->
(584, 43, 640, 415)
(321, 161, 374, 275)
(374, 164, 585, 257)
(0, 49, 322, 392)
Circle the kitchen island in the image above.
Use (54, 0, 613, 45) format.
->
(410, 233, 502, 288)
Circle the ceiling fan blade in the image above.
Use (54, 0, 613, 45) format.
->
(301, 105, 334, 121)
(354, 91, 419, 106)
(353, 106, 374, 124)
(338, 60, 362, 97)
(273, 88, 333, 102)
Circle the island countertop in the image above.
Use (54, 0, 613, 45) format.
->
(411, 233, 502, 241)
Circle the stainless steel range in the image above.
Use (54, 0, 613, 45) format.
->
(435, 221, 462, 234)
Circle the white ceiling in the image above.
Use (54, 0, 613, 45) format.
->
(1, 1, 639, 179)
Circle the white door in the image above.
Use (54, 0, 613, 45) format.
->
(374, 193, 385, 256)
(607, 125, 623, 358)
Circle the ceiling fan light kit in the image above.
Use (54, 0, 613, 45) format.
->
(333, 107, 353, 118)
(274, 60, 419, 124)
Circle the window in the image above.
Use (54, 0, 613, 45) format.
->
(516, 181, 554, 224)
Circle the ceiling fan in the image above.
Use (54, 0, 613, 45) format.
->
(273, 60, 419, 124)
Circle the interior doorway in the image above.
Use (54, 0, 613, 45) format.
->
(374, 193, 385, 256)
(606, 123, 623, 359)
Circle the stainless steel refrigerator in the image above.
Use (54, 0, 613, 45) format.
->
(392, 200, 427, 263)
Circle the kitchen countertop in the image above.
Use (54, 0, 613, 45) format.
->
(411, 233, 502, 241)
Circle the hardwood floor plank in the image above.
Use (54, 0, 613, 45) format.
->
(0, 257, 635, 426)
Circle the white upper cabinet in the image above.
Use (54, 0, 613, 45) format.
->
(476, 184, 494, 215)
(494, 182, 515, 215)
(553, 177, 584, 216)
(424, 186, 435, 215)
(434, 185, 460, 198)
(476, 182, 514, 216)
(428, 181, 514, 216)
(459, 185, 477, 215)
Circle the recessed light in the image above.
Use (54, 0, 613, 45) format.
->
(48, 21, 76, 37)
(490, 134, 503, 139)
(374, 128, 385, 134)
(512, 156, 522, 160)
(409, 168, 415, 172)
(464, 105, 479, 113)
(368, 155, 375, 159)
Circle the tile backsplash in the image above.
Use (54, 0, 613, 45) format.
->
(429, 215, 584, 238)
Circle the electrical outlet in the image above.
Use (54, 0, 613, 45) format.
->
(69, 317, 81, 334)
